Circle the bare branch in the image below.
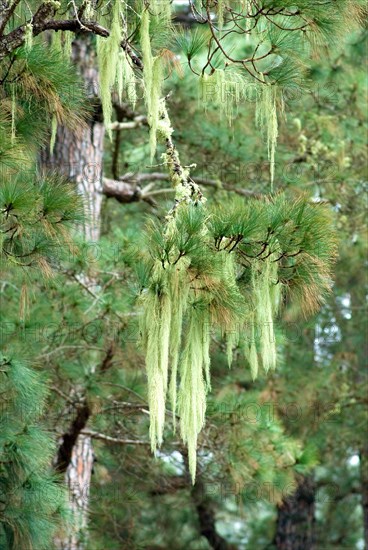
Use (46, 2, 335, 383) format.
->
(0, 2, 59, 59)
(107, 172, 260, 199)
(0, 12, 143, 70)
(80, 430, 152, 445)
(103, 177, 142, 203)
(109, 115, 147, 130)
(49, 385, 77, 406)
(0, 0, 21, 35)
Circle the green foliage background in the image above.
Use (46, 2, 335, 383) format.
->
(0, 2, 367, 549)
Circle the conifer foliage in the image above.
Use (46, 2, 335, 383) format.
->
(0, 18, 85, 548)
(1, 1, 360, 180)
(137, 164, 337, 479)
(0, 354, 68, 550)
(0, 3, 360, 546)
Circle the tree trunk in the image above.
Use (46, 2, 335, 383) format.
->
(190, 477, 238, 550)
(349, 287, 368, 549)
(40, 38, 104, 550)
(274, 476, 316, 550)
(359, 445, 368, 550)
(182, 453, 238, 550)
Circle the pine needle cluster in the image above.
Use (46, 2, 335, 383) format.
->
(0, 354, 68, 549)
(0, 176, 83, 274)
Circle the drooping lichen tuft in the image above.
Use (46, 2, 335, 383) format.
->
(256, 84, 283, 190)
(24, 23, 33, 52)
(140, 263, 172, 452)
(252, 257, 278, 372)
(199, 70, 246, 126)
(153, 0, 171, 21)
(246, 312, 259, 380)
(178, 307, 209, 483)
(50, 114, 57, 154)
(140, 10, 165, 159)
(217, 0, 225, 30)
(97, 0, 122, 137)
(11, 87, 16, 141)
(139, 189, 336, 483)
(116, 50, 137, 108)
(149, 56, 163, 160)
(62, 31, 73, 59)
(168, 259, 190, 430)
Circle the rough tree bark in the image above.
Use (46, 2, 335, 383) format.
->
(360, 444, 368, 550)
(350, 285, 368, 549)
(40, 37, 104, 550)
(273, 475, 316, 550)
(182, 453, 238, 550)
(190, 476, 238, 550)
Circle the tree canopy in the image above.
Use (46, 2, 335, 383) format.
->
(0, 1, 367, 549)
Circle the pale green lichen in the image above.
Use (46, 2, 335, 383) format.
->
(256, 84, 283, 190)
(97, 0, 122, 137)
(24, 23, 33, 52)
(50, 114, 57, 154)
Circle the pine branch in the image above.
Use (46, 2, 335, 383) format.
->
(101, 402, 149, 414)
(80, 430, 152, 445)
(99, 343, 115, 373)
(49, 385, 77, 406)
(37, 18, 110, 37)
(38, 345, 105, 359)
(0, 13, 143, 70)
(0, 0, 21, 35)
(0, 2, 58, 58)
(101, 382, 148, 404)
(150, 475, 188, 495)
(103, 173, 258, 205)
(121, 38, 144, 70)
(109, 115, 147, 130)
(103, 177, 152, 205)
(100, 382, 180, 420)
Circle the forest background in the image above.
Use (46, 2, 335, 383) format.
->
(0, 1, 367, 549)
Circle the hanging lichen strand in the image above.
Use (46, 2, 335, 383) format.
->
(251, 257, 279, 372)
(199, 70, 245, 127)
(138, 186, 337, 482)
(180, 1, 360, 188)
(140, 262, 172, 450)
(247, 312, 259, 380)
(140, 9, 166, 160)
(216, 0, 225, 31)
(256, 84, 283, 191)
(97, 0, 137, 137)
(168, 257, 191, 431)
(198, 71, 282, 186)
(116, 50, 137, 108)
(24, 23, 33, 52)
(97, 0, 122, 136)
(50, 114, 58, 154)
(178, 306, 210, 480)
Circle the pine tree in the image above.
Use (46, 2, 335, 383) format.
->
(0, 1, 365, 548)
(0, 23, 86, 549)
(40, 36, 105, 548)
